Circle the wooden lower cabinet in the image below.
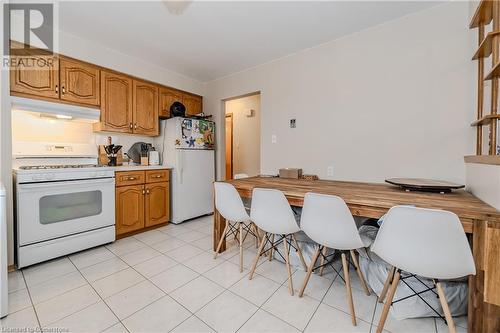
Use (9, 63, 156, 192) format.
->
(115, 184, 145, 235)
(145, 182, 170, 227)
(115, 170, 170, 237)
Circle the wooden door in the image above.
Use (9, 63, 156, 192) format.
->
(10, 54, 59, 99)
(183, 94, 203, 116)
(116, 185, 145, 235)
(159, 87, 182, 118)
(99, 71, 133, 133)
(59, 57, 100, 106)
(145, 182, 170, 227)
(133, 80, 159, 135)
(225, 113, 233, 180)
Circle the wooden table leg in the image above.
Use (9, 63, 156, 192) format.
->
(213, 208, 227, 253)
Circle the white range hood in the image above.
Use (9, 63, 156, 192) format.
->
(11, 96, 100, 121)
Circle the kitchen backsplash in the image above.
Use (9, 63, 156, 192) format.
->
(12, 110, 155, 157)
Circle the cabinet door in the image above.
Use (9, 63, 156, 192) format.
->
(159, 87, 182, 118)
(99, 71, 133, 133)
(10, 54, 59, 99)
(133, 80, 159, 136)
(116, 185, 145, 235)
(145, 182, 169, 227)
(60, 57, 100, 106)
(183, 94, 202, 116)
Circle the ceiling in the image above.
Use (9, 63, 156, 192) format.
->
(59, 1, 442, 82)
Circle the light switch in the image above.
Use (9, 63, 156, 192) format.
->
(271, 134, 277, 144)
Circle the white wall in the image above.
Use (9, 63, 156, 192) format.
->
(205, 2, 475, 184)
(225, 94, 261, 176)
(466, 163, 500, 210)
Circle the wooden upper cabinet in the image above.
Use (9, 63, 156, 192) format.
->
(145, 182, 170, 227)
(116, 185, 145, 235)
(159, 87, 182, 118)
(10, 54, 59, 99)
(133, 80, 159, 136)
(97, 71, 133, 133)
(183, 94, 203, 116)
(59, 57, 100, 106)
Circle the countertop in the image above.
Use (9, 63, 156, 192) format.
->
(104, 165, 173, 172)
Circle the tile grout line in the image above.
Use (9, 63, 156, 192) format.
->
(20, 269, 43, 331)
(66, 255, 127, 333)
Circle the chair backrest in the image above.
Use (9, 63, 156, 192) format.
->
(300, 192, 364, 250)
(214, 182, 250, 223)
(371, 206, 476, 280)
(234, 173, 249, 179)
(250, 188, 300, 235)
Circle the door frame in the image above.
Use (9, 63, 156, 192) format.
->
(225, 113, 233, 180)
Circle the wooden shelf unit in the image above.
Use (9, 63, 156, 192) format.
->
(471, 0, 500, 156)
(471, 114, 500, 126)
(473, 30, 500, 59)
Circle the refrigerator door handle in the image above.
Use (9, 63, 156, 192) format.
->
(177, 150, 183, 184)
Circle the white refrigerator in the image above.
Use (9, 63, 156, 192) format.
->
(159, 117, 215, 224)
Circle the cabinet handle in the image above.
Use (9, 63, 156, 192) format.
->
(146, 189, 150, 194)
(61, 86, 65, 95)
(154, 175, 162, 178)
(125, 176, 136, 181)
(55, 85, 59, 94)
(129, 123, 133, 129)
(142, 189, 146, 195)
(134, 123, 137, 129)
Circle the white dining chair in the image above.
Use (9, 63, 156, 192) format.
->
(213, 182, 260, 272)
(371, 206, 476, 333)
(234, 173, 249, 179)
(298, 192, 370, 326)
(248, 188, 308, 295)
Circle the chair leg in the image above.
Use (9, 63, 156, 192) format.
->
(268, 234, 275, 261)
(435, 282, 457, 333)
(376, 270, 401, 333)
(292, 234, 308, 271)
(319, 247, 327, 276)
(252, 224, 260, 248)
(342, 252, 356, 326)
(379, 266, 395, 303)
(214, 221, 229, 259)
(239, 222, 244, 273)
(350, 250, 370, 296)
(249, 232, 267, 280)
(299, 246, 321, 298)
(283, 235, 294, 296)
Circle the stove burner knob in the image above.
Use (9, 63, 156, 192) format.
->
(45, 174, 55, 180)
(91, 172, 98, 178)
(32, 175, 42, 181)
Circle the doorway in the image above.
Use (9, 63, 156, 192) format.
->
(224, 93, 261, 180)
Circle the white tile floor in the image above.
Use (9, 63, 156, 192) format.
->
(1, 215, 468, 333)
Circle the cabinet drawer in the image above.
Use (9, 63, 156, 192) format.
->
(146, 170, 170, 183)
(116, 171, 145, 186)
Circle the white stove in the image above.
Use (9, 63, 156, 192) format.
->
(13, 143, 116, 268)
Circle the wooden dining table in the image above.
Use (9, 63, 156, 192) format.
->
(212, 176, 500, 333)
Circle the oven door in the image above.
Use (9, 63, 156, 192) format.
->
(17, 177, 115, 246)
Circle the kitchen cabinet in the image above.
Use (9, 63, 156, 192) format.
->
(95, 71, 134, 133)
(115, 169, 170, 237)
(145, 182, 170, 227)
(133, 80, 159, 135)
(183, 93, 203, 116)
(59, 57, 100, 106)
(159, 87, 183, 118)
(10, 53, 60, 100)
(116, 184, 145, 235)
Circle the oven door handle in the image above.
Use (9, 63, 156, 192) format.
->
(17, 177, 115, 190)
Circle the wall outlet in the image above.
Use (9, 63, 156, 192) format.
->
(290, 119, 296, 128)
(327, 166, 334, 177)
(271, 134, 277, 144)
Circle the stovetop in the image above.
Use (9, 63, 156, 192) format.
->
(19, 164, 105, 170)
